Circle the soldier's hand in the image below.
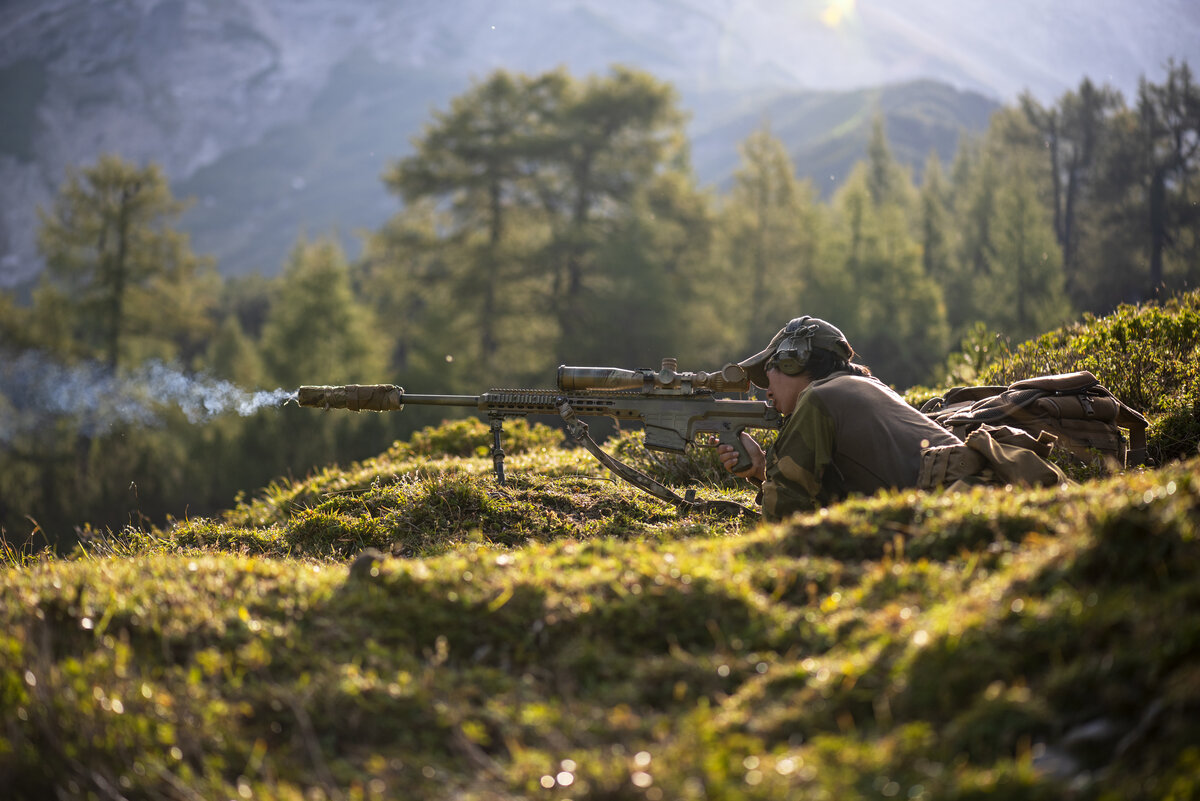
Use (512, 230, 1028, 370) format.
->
(718, 432, 766, 483)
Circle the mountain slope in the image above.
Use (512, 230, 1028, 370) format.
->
(1, 0, 1194, 285)
(690, 79, 999, 194)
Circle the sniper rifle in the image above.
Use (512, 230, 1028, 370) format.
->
(295, 359, 781, 515)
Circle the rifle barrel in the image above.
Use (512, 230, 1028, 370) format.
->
(401, 394, 479, 407)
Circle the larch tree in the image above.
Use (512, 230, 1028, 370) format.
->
(717, 124, 824, 353)
(531, 67, 691, 364)
(259, 238, 387, 389)
(385, 70, 557, 370)
(36, 154, 214, 371)
(1020, 80, 1121, 303)
(1136, 60, 1200, 299)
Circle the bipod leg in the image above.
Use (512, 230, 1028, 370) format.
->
(489, 414, 506, 486)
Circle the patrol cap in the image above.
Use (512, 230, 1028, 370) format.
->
(738, 316, 854, 388)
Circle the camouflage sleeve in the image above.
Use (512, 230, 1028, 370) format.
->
(761, 392, 837, 520)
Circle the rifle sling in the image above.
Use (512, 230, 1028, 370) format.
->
(555, 399, 758, 519)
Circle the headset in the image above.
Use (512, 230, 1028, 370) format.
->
(765, 321, 819, 376)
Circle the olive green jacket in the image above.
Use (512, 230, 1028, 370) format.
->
(762, 372, 961, 520)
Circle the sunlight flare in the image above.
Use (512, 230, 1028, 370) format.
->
(820, 0, 856, 28)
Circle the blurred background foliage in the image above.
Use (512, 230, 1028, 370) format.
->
(2, 62, 1199, 548)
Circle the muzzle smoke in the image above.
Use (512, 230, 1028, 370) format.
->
(0, 351, 295, 443)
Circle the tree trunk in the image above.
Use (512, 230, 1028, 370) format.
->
(481, 176, 504, 361)
(1148, 167, 1168, 299)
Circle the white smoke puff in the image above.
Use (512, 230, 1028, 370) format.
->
(136, 361, 293, 423)
(0, 350, 295, 442)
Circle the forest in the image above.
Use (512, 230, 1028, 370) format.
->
(1, 60, 1198, 547)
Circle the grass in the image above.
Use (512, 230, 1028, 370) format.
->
(3, 295, 1200, 800)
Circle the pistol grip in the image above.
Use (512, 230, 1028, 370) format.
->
(719, 428, 752, 474)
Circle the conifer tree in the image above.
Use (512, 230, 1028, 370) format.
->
(1070, 61, 1199, 308)
(206, 315, 265, 388)
(588, 168, 717, 367)
(379, 67, 696, 373)
(1019, 80, 1121, 303)
(831, 161, 948, 388)
(36, 155, 215, 370)
(0, 290, 36, 351)
(359, 200, 486, 388)
(257, 238, 391, 473)
(260, 238, 386, 389)
(866, 115, 916, 212)
(918, 154, 958, 288)
(989, 169, 1072, 340)
(956, 143, 1000, 285)
(717, 124, 824, 353)
(385, 70, 555, 370)
(944, 111, 1074, 339)
(1136, 60, 1200, 299)
(3, 156, 219, 543)
(532, 67, 690, 364)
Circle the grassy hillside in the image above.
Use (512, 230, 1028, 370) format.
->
(3, 296, 1200, 800)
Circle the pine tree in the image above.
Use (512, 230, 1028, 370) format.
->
(943, 110, 1075, 340)
(989, 169, 1072, 340)
(918, 154, 959, 285)
(379, 66, 697, 374)
(359, 199, 485, 389)
(206, 315, 265, 389)
(587, 168, 717, 368)
(866, 115, 916, 212)
(532, 67, 690, 364)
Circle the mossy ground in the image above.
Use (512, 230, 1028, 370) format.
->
(4, 462, 1199, 800)
(4, 297, 1200, 800)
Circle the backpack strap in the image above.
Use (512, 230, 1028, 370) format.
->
(920, 386, 1006, 415)
(1009, 370, 1100, 393)
(1116, 404, 1149, 466)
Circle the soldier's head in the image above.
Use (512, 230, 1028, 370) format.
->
(738, 316, 858, 390)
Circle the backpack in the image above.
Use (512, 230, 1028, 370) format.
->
(920, 371, 1149, 469)
(917, 423, 1068, 490)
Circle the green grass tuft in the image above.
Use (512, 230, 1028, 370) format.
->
(5, 296, 1200, 799)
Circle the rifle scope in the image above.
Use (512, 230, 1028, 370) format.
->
(557, 359, 750, 394)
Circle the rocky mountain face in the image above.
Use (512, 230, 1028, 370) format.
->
(2, 0, 1196, 285)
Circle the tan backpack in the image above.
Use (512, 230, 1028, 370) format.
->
(920, 371, 1149, 469)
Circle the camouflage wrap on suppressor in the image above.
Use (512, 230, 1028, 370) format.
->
(296, 384, 404, 411)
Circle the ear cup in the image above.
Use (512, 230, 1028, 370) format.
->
(769, 325, 815, 375)
(772, 352, 806, 375)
